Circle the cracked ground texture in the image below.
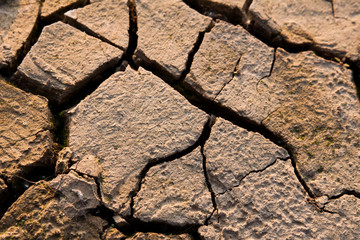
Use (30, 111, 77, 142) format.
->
(0, 0, 359, 239)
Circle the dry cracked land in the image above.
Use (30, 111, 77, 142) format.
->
(0, 0, 360, 239)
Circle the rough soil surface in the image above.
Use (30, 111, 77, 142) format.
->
(134, 0, 213, 80)
(64, 0, 129, 50)
(249, 0, 360, 63)
(0, 172, 105, 239)
(129, 232, 192, 240)
(13, 22, 122, 106)
(0, 0, 359, 239)
(205, 118, 289, 194)
(184, 20, 274, 115)
(260, 50, 360, 197)
(133, 147, 212, 226)
(0, 78, 53, 184)
(0, 0, 40, 71)
(68, 67, 209, 217)
(199, 160, 360, 239)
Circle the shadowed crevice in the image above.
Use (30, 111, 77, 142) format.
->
(200, 134, 218, 225)
(182, 0, 359, 71)
(41, 0, 90, 24)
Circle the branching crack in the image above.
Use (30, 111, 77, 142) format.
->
(133, 20, 215, 84)
(129, 117, 214, 219)
(217, 157, 290, 196)
(182, 0, 359, 73)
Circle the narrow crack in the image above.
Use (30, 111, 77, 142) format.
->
(326, 0, 335, 18)
(328, 190, 360, 200)
(63, 17, 125, 52)
(214, 54, 242, 100)
(200, 130, 218, 225)
(256, 47, 277, 92)
(242, 0, 253, 13)
(289, 157, 316, 199)
(125, 0, 138, 67)
(177, 20, 215, 83)
(217, 157, 290, 196)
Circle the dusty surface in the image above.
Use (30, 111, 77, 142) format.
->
(135, 0, 212, 80)
(199, 160, 360, 239)
(41, 0, 88, 20)
(0, 0, 359, 239)
(0, 0, 40, 70)
(0, 78, 53, 183)
(13, 21, 122, 105)
(64, 0, 129, 50)
(68, 67, 209, 217)
(133, 147, 212, 226)
(205, 118, 289, 194)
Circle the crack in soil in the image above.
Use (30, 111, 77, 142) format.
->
(177, 20, 215, 83)
(1, 1, 360, 237)
(256, 47, 277, 92)
(41, 0, 90, 24)
(182, 0, 359, 73)
(129, 117, 213, 219)
(214, 54, 243, 99)
(133, 20, 215, 84)
(328, 189, 360, 200)
(217, 157, 291, 196)
(200, 133, 218, 225)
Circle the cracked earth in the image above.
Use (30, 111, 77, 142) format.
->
(0, 0, 360, 239)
